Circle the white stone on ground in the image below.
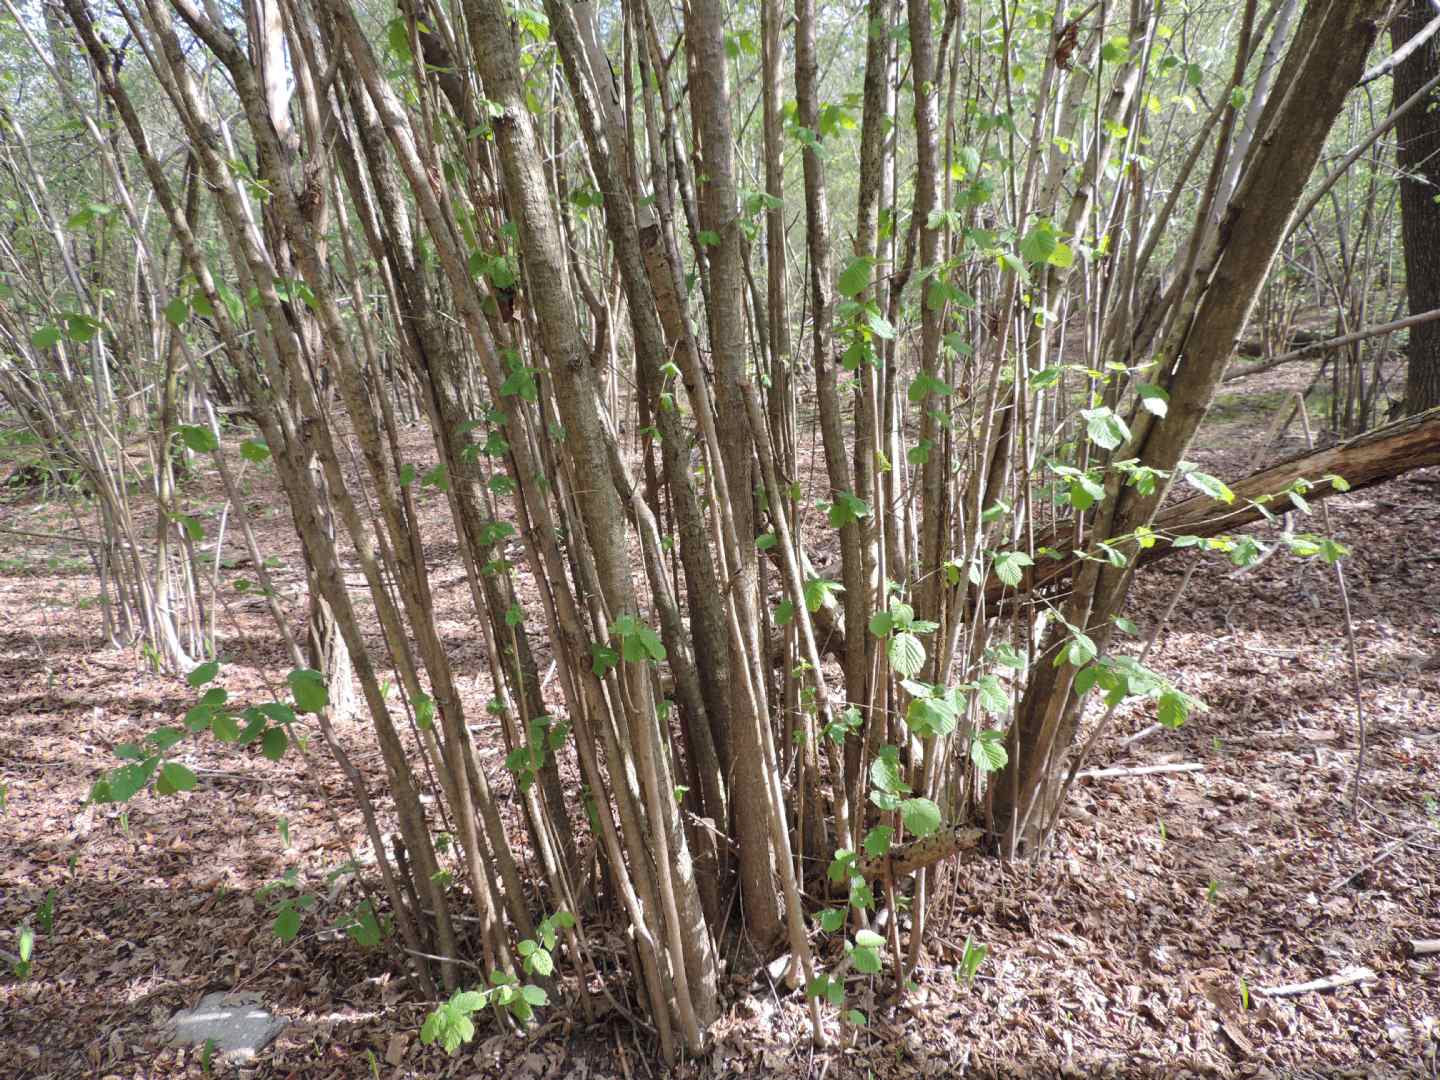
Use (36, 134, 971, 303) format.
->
(167, 991, 286, 1058)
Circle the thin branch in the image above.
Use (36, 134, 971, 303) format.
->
(1358, 10, 1440, 85)
(1225, 306, 1440, 382)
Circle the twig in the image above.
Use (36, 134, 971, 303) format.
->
(1295, 400, 1366, 819)
(1358, 9, 1440, 85)
(0, 525, 106, 547)
(1322, 830, 1419, 895)
(1408, 939, 1440, 957)
(1255, 967, 1375, 998)
(1225, 306, 1440, 382)
(1118, 723, 1162, 749)
(1074, 762, 1205, 781)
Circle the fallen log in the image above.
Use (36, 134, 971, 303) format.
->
(986, 405, 1440, 606)
(856, 824, 985, 882)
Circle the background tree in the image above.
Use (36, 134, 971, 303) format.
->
(1393, 0, 1440, 412)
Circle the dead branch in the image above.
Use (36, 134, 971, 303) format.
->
(1075, 762, 1205, 781)
(1224, 307, 1440, 383)
(1255, 967, 1375, 997)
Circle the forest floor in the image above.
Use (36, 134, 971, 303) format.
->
(1, 362, 1438, 1079)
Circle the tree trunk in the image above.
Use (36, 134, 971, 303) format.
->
(685, 0, 782, 949)
(1393, 0, 1440, 413)
(991, 0, 1390, 851)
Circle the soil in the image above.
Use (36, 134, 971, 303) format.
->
(2, 363, 1438, 1079)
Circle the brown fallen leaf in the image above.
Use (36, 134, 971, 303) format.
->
(385, 1031, 408, 1066)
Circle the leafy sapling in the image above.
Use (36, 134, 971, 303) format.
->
(420, 974, 549, 1055)
(87, 662, 317, 808)
(11, 925, 34, 979)
(957, 934, 987, 986)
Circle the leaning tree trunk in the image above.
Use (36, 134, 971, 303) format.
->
(991, 0, 1390, 851)
(1393, 0, 1440, 413)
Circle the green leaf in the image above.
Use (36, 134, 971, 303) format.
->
(259, 703, 295, 726)
(869, 746, 909, 796)
(1019, 224, 1058, 265)
(216, 284, 244, 323)
(287, 668, 328, 714)
(172, 513, 205, 542)
(1158, 688, 1205, 728)
(184, 705, 217, 732)
(273, 906, 301, 942)
(803, 576, 844, 613)
(1030, 365, 1062, 390)
(867, 312, 896, 340)
(1101, 36, 1130, 64)
(636, 625, 666, 661)
(958, 935, 988, 984)
(159, 762, 197, 793)
(150, 727, 186, 753)
(818, 906, 848, 932)
(1064, 633, 1097, 668)
(66, 202, 113, 229)
(187, 660, 220, 687)
(850, 944, 882, 974)
(854, 928, 885, 949)
(164, 296, 190, 327)
(991, 550, 1033, 587)
(239, 439, 270, 463)
(826, 491, 871, 528)
(906, 694, 956, 738)
(106, 758, 157, 801)
(1136, 383, 1169, 417)
(31, 326, 62, 349)
(837, 256, 872, 299)
(862, 826, 893, 857)
(1181, 467, 1234, 504)
(971, 729, 1008, 772)
(908, 372, 953, 404)
(590, 643, 619, 677)
(888, 632, 925, 678)
(178, 425, 219, 453)
(261, 727, 288, 762)
(520, 984, 548, 1006)
(1082, 407, 1130, 451)
(900, 797, 941, 838)
(975, 674, 1008, 715)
